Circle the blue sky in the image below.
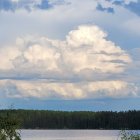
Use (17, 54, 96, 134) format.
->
(0, 0, 140, 111)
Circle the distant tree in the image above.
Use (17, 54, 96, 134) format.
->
(0, 109, 140, 130)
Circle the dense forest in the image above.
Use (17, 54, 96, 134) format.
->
(0, 110, 140, 130)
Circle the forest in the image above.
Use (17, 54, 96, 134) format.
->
(0, 110, 139, 130)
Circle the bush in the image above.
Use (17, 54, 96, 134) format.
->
(120, 130, 140, 140)
(0, 112, 21, 140)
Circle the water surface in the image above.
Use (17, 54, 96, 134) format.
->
(21, 130, 121, 140)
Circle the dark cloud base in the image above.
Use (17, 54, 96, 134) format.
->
(97, 0, 140, 16)
(96, 3, 114, 13)
(0, 0, 52, 11)
(1, 0, 140, 17)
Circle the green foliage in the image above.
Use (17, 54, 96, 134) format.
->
(0, 111, 21, 140)
(0, 110, 140, 129)
(120, 130, 140, 140)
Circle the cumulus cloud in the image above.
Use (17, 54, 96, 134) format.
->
(0, 25, 131, 75)
(0, 24, 135, 99)
(0, 79, 138, 99)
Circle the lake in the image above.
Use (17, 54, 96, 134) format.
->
(21, 130, 122, 140)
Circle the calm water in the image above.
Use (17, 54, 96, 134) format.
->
(21, 130, 121, 140)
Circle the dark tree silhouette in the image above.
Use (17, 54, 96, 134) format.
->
(0, 110, 140, 130)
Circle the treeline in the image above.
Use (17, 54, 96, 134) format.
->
(0, 110, 140, 129)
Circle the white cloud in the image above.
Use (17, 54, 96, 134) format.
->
(0, 46, 21, 70)
(0, 0, 139, 101)
(1, 0, 140, 46)
(0, 24, 135, 99)
(0, 25, 131, 76)
(0, 79, 138, 99)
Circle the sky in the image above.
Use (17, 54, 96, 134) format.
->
(0, 0, 140, 111)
